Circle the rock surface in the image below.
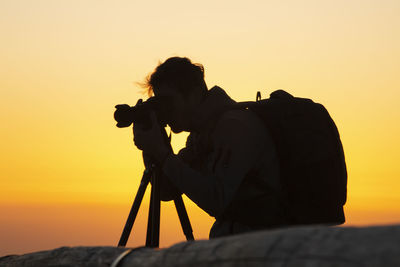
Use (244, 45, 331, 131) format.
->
(1, 224, 400, 267)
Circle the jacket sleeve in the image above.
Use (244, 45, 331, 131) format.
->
(162, 111, 271, 217)
(157, 133, 197, 201)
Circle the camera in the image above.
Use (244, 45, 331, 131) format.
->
(114, 96, 172, 129)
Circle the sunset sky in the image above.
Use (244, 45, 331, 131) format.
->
(1, 0, 399, 256)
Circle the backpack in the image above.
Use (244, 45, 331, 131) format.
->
(238, 90, 347, 225)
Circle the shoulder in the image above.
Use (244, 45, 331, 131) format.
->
(213, 108, 270, 146)
(218, 108, 267, 133)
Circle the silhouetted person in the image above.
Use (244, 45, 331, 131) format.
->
(133, 57, 347, 238)
(133, 57, 288, 238)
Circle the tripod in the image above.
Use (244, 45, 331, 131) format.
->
(118, 163, 194, 248)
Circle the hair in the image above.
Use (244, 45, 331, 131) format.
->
(141, 57, 206, 97)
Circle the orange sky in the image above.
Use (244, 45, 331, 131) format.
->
(1, 0, 400, 256)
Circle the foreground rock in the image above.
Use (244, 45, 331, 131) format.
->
(1, 224, 400, 267)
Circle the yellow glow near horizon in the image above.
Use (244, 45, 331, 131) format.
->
(1, 0, 400, 256)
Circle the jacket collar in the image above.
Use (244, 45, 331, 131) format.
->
(190, 86, 236, 132)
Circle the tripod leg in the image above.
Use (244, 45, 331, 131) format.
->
(146, 169, 161, 248)
(145, 184, 153, 247)
(118, 170, 151, 247)
(174, 196, 194, 241)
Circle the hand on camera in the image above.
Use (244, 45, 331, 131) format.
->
(133, 112, 171, 166)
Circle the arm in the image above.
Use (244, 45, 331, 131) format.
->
(162, 111, 268, 217)
(133, 113, 181, 201)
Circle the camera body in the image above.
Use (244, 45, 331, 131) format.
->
(114, 96, 172, 129)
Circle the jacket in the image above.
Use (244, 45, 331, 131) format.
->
(162, 86, 287, 238)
